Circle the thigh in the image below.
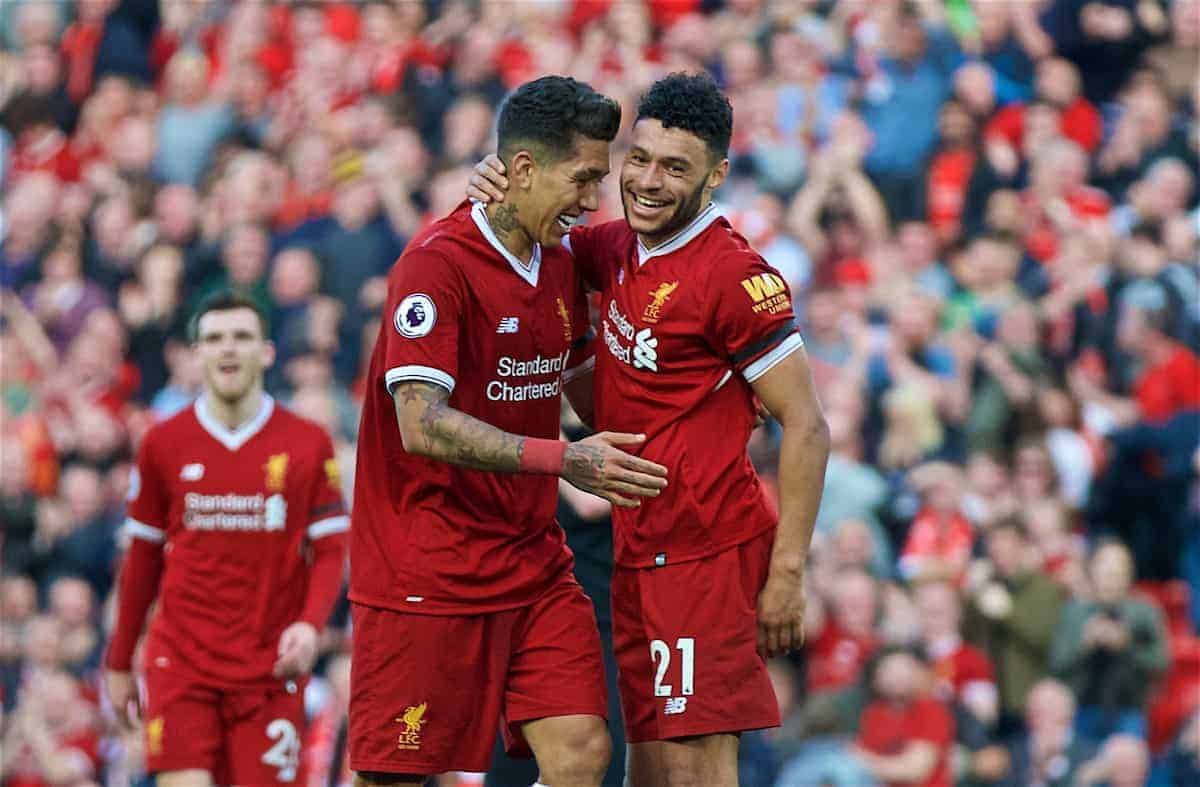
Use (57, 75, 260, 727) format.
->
(613, 531, 780, 742)
(348, 602, 511, 776)
(142, 666, 222, 777)
(223, 680, 307, 786)
(504, 573, 609, 757)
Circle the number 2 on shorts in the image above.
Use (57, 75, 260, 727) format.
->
(650, 637, 695, 697)
(261, 718, 300, 782)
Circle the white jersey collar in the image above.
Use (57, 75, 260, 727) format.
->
(471, 202, 541, 287)
(195, 393, 274, 451)
(637, 202, 722, 266)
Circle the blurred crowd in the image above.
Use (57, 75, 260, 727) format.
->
(1, 0, 1198, 786)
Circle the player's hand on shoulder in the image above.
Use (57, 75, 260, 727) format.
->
(562, 432, 668, 509)
(105, 669, 141, 731)
(273, 621, 319, 679)
(466, 154, 509, 204)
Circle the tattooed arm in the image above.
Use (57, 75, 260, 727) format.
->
(393, 382, 668, 506)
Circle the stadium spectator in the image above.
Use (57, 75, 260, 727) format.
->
(853, 646, 956, 787)
(0, 1, 1193, 783)
(1051, 539, 1168, 741)
(988, 677, 1098, 787)
(964, 518, 1064, 732)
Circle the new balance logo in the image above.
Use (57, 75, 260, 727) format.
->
(180, 463, 205, 481)
(497, 317, 520, 334)
(632, 328, 658, 372)
(664, 697, 688, 715)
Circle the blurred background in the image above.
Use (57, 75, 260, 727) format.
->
(0, 1, 1197, 786)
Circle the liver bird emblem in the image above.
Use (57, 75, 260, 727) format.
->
(399, 702, 427, 733)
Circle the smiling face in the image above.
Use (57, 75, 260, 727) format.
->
(518, 135, 611, 247)
(621, 119, 728, 248)
(195, 307, 274, 406)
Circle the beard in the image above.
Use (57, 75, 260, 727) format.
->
(625, 173, 711, 249)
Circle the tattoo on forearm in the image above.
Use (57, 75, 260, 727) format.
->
(397, 382, 522, 472)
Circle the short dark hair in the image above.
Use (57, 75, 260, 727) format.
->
(189, 291, 269, 341)
(496, 76, 621, 164)
(636, 72, 733, 162)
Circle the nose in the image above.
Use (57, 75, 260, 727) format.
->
(580, 181, 600, 212)
(636, 162, 662, 192)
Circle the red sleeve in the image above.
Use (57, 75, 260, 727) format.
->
(105, 537, 164, 671)
(124, 431, 170, 541)
(563, 277, 596, 382)
(298, 532, 346, 629)
(381, 248, 465, 396)
(298, 430, 347, 628)
(305, 431, 348, 538)
(965, 648, 996, 683)
(106, 433, 171, 671)
(857, 704, 888, 752)
(983, 104, 1024, 147)
(706, 253, 801, 383)
(1062, 98, 1102, 152)
(912, 699, 955, 746)
(565, 222, 609, 291)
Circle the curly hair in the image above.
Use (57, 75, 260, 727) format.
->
(636, 71, 734, 162)
(497, 76, 621, 164)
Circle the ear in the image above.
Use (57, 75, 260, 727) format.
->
(706, 158, 730, 192)
(508, 150, 537, 190)
(261, 340, 277, 370)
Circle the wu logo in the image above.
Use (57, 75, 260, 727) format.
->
(740, 273, 787, 303)
(632, 328, 658, 372)
(496, 317, 520, 334)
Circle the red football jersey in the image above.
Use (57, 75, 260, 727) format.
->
(125, 395, 347, 686)
(350, 201, 592, 614)
(566, 204, 802, 567)
(858, 696, 955, 787)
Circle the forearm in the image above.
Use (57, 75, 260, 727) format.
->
(401, 395, 526, 471)
(394, 382, 560, 474)
(770, 410, 830, 575)
(105, 537, 164, 671)
(860, 743, 937, 783)
(842, 170, 890, 242)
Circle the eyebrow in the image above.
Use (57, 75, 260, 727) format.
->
(573, 167, 609, 180)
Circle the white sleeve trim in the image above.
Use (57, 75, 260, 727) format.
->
(385, 365, 455, 395)
(562, 354, 595, 383)
(124, 517, 165, 543)
(308, 515, 350, 539)
(741, 332, 804, 383)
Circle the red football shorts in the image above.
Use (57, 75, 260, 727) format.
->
(612, 528, 782, 742)
(142, 650, 307, 784)
(348, 570, 608, 775)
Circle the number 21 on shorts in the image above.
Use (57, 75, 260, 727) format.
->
(650, 637, 695, 697)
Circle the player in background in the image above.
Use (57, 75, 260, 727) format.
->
(468, 72, 830, 787)
(349, 76, 668, 787)
(104, 292, 349, 787)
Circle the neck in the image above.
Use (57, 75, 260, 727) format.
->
(485, 201, 535, 263)
(204, 386, 264, 431)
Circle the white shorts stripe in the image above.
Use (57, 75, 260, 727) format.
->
(741, 333, 804, 383)
(307, 515, 350, 540)
(385, 365, 455, 395)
